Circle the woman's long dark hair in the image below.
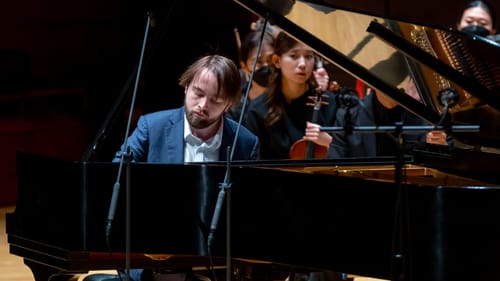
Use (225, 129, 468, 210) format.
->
(239, 30, 275, 64)
(264, 32, 318, 127)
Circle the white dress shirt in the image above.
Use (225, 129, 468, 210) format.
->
(183, 114, 222, 162)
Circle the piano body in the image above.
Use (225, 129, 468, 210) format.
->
(6, 0, 500, 281)
(8, 151, 500, 281)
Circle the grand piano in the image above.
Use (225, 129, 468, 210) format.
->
(6, 0, 500, 281)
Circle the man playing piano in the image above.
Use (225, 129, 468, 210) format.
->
(113, 54, 260, 164)
(93, 54, 260, 281)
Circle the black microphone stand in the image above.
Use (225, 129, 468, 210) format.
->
(105, 12, 152, 281)
(206, 14, 271, 281)
(207, 146, 232, 281)
(335, 87, 361, 136)
(435, 88, 459, 145)
(323, 123, 417, 281)
(391, 121, 408, 281)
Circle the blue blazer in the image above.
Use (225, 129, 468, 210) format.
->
(114, 107, 260, 163)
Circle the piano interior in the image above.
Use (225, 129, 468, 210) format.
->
(5, 1, 500, 281)
(267, 161, 497, 187)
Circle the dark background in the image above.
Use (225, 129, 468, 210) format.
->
(0, 0, 256, 205)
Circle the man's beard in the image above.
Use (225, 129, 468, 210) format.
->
(186, 109, 219, 129)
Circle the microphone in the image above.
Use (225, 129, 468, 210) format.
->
(207, 147, 231, 248)
(335, 88, 363, 136)
(438, 88, 458, 108)
(148, 11, 156, 28)
(336, 87, 360, 108)
(208, 146, 233, 281)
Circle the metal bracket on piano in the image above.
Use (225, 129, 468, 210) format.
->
(320, 124, 479, 134)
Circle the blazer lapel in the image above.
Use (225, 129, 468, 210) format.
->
(164, 107, 186, 163)
(219, 119, 236, 161)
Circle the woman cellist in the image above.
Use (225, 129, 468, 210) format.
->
(244, 31, 338, 160)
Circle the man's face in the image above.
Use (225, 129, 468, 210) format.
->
(184, 69, 230, 129)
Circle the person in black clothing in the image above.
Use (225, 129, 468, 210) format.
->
(226, 29, 275, 122)
(85, 54, 260, 281)
(244, 31, 337, 160)
(328, 86, 428, 158)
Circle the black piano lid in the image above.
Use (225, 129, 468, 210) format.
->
(365, 20, 500, 111)
(234, 0, 500, 121)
